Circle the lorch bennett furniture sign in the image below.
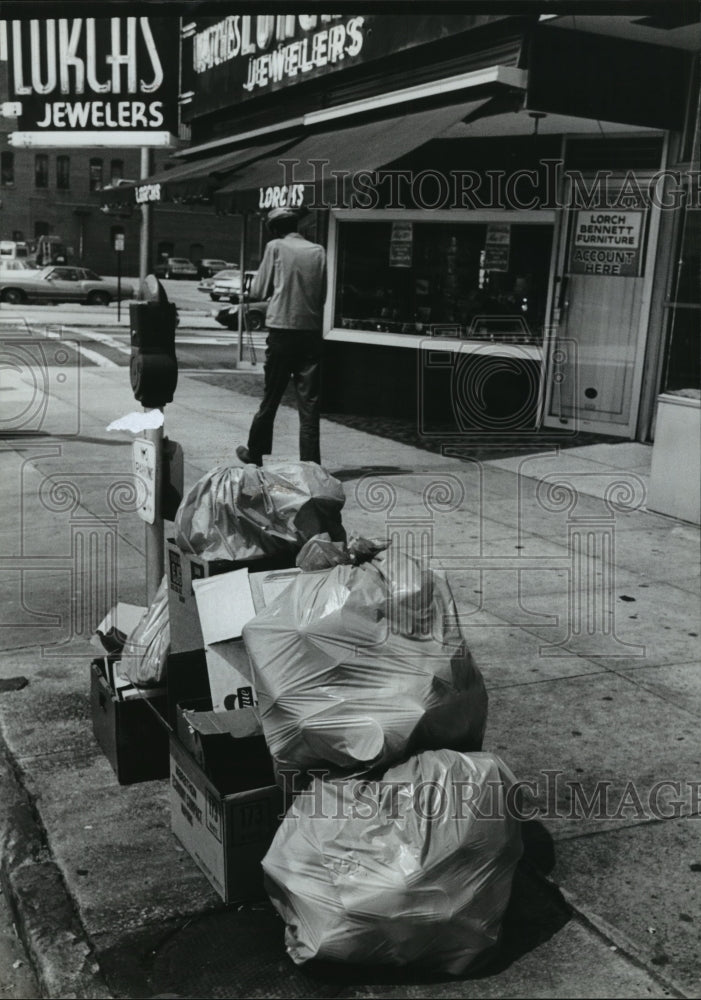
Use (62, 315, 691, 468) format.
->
(569, 210, 646, 277)
(1, 16, 179, 147)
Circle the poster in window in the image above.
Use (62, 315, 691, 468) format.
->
(389, 221, 413, 268)
(484, 223, 511, 272)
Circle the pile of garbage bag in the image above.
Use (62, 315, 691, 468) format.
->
(96, 458, 524, 976)
(174, 461, 346, 562)
(242, 550, 488, 776)
(264, 749, 522, 972)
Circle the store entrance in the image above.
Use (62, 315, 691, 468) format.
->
(544, 196, 657, 438)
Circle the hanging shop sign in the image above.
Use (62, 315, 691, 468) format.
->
(2, 16, 179, 147)
(389, 221, 413, 268)
(181, 14, 508, 119)
(135, 182, 162, 204)
(258, 183, 308, 211)
(484, 223, 511, 272)
(569, 210, 645, 277)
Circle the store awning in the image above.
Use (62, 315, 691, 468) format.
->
(98, 136, 300, 208)
(213, 99, 494, 214)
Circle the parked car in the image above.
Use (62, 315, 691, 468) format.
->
(197, 258, 236, 280)
(153, 257, 198, 280)
(0, 259, 38, 276)
(0, 265, 135, 305)
(205, 268, 242, 300)
(212, 296, 268, 332)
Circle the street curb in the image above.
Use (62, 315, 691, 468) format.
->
(0, 744, 113, 1000)
(524, 862, 693, 1000)
(0, 738, 693, 1000)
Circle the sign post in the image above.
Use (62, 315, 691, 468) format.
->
(114, 231, 125, 320)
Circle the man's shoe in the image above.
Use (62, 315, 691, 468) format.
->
(236, 445, 251, 464)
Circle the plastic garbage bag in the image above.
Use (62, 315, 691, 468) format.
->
(119, 576, 170, 687)
(242, 550, 487, 775)
(295, 533, 350, 571)
(263, 749, 523, 972)
(347, 532, 389, 565)
(173, 461, 346, 562)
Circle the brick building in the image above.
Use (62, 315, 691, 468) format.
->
(0, 133, 241, 276)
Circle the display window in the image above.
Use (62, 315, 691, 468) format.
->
(333, 217, 553, 344)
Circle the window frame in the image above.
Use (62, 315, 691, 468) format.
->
(56, 154, 70, 190)
(89, 157, 104, 192)
(35, 154, 49, 189)
(1, 151, 15, 187)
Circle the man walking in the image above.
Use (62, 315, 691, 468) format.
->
(236, 207, 327, 467)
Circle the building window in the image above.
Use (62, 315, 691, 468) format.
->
(35, 154, 49, 188)
(34, 221, 50, 238)
(661, 208, 701, 392)
(89, 158, 103, 191)
(110, 159, 124, 185)
(57, 155, 70, 190)
(1, 152, 14, 186)
(334, 219, 553, 344)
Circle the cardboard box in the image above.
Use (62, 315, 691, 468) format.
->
(192, 566, 300, 712)
(90, 658, 169, 785)
(166, 539, 297, 654)
(192, 569, 257, 711)
(176, 700, 273, 789)
(166, 648, 210, 728)
(91, 603, 146, 657)
(169, 734, 283, 903)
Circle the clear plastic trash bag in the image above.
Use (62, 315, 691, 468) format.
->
(242, 550, 488, 776)
(173, 461, 346, 562)
(119, 575, 169, 687)
(263, 749, 523, 972)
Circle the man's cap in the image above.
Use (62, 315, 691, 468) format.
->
(267, 206, 300, 224)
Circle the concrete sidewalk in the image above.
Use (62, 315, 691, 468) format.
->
(0, 360, 699, 998)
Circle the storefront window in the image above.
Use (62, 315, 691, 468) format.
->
(334, 220, 552, 343)
(662, 208, 701, 392)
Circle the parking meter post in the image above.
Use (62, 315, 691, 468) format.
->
(129, 277, 177, 604)
(145, 420, 164, 604)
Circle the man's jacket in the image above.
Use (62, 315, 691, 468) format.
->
(251, 232, 327, 330)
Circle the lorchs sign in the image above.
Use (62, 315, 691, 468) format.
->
(1, 16, 179, 147)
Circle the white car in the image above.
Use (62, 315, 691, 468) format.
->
(0, 265, 135, 305)
(206, 268, 243, 300)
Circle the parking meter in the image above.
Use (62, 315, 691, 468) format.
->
(129, 275, 178, 408)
